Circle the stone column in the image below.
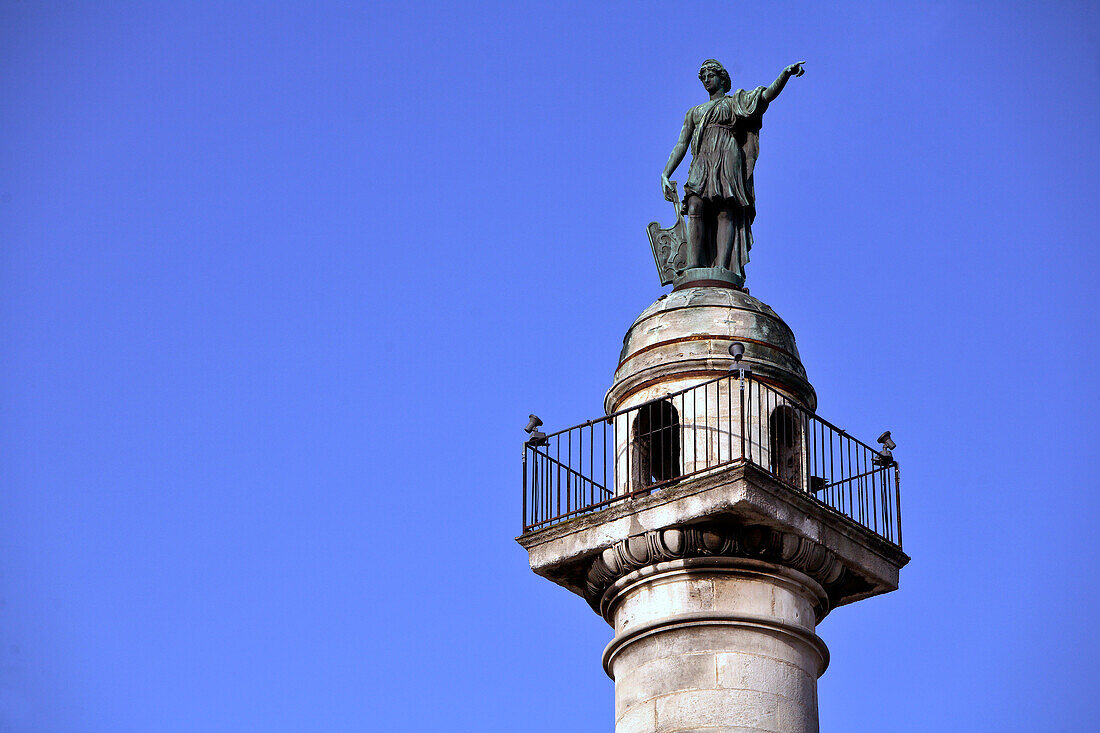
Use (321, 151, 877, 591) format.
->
(602, 557, 829, 733)
(519, 285, 909, 732)
(522, 466, 907, 733)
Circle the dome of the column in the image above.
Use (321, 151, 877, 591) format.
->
(605, 286, 815, 414)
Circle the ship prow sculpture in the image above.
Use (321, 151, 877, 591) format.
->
(518, 58, 908, 733)
(646, 181, 688, 286)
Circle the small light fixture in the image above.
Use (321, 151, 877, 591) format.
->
(873, 430, 896, 466)
(729, 342, 752, 376)
(525, 414, 549, 447)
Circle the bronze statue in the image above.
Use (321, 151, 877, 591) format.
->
(656, 59, 804, 287)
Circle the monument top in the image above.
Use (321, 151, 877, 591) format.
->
(650, 59, 805, 289)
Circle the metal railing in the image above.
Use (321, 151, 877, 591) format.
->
(522, 372, 902, 549)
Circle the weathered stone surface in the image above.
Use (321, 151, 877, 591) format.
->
(615, 653, 717, 713)
(657, 689, 780, 731)
(609, 631, 659, 672)
(616, 699, 656, 733)
(518, 463, 908, 616)
(610, 561, 819, 628)
(655, 624, 819, 675)
(777, 695, 818, 733)
(613, 574, 718, 631)
(607, 287, 814, 414)
(717, 653, 815, 702)
(597, 529, 833, 624)
(603, 559, 825, 733)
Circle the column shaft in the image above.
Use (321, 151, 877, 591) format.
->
(603, 558, 828, 733)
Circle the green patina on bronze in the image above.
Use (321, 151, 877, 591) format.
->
(650, 60, 804, 288)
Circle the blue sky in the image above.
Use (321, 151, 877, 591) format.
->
(1, 1, 1098, 730)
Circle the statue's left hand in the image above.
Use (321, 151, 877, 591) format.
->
(786, 61, 806, 78)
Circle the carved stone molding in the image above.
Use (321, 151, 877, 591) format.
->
(585, 521, 846, 616)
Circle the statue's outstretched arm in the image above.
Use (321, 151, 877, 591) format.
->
(661, 111, 694, 201)
(763, 61, 806, 102)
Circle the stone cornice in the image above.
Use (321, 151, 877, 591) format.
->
(518, 463, 908, 622)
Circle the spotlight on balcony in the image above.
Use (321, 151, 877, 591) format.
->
(728, 342, 752, 375)
(525, 414, 549, 447)
(873, 430, 896, 466)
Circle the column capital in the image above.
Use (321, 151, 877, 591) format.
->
(587, 522, 843, 622)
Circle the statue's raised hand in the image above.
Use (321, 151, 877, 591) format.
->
(661, 175, 677, 203)
(786, 61, 806, 78)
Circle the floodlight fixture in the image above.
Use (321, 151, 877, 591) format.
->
(873, 430, 896, 466)
(524, 414, 549, 447)
(729, 342, 751, 376)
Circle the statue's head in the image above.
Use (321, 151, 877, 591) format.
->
(698, 59, 731, 94)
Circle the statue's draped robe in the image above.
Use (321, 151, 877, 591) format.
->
(682, 87, 769, 277)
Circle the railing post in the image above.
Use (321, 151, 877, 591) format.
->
(894, 463, 903, 549)
(739, 372, 746, 462)
(522, 444, 528, 531)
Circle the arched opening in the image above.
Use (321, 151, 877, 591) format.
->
(631, 400, 680, 489)
(769, 405, 803, 489)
